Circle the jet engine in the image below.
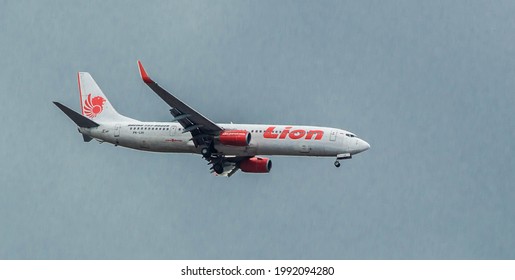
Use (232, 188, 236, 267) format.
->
(219, 130, 251, 146)
(239, 157, 272, 173)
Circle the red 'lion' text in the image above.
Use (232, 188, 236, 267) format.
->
(263, 126, 323, 140)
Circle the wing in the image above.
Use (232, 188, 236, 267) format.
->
(137, 60, 222, 147)
(137, 61, 250, 177)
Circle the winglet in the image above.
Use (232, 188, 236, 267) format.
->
(137, 60, 154, 84)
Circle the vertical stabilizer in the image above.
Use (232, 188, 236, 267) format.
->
(77, 72, 134, 123)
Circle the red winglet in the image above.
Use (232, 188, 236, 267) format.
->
(137, 60, 154, 84)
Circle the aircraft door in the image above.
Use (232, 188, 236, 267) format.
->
(114, 124, 121, 137)
(169, 125, 177, 135)
(330, 130, 337, 141)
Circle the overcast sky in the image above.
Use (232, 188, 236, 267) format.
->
(1, 0, 514, 259)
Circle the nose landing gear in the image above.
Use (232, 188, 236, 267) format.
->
(334, 153, 352, 168)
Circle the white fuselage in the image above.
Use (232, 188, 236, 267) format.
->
(81, 122, 370, 158)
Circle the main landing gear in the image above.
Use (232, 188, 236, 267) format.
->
(209, 156, 224, 175)
(201, 144, 224, 174)
(201, 147, 211, 158)
(201, 142, 217, 159)
(213, 163, 224, 174)
(334, 161, 341, 168)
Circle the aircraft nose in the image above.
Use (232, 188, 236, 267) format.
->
(356, 138, 370, 153)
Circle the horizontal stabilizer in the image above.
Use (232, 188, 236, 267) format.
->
(53, 102, 100, 128)
(82, 134, 93, 142)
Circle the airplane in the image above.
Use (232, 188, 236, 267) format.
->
(53, 61, 370, 176)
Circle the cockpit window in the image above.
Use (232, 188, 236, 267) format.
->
(345, 133, 356, 138)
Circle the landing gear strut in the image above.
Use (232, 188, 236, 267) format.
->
(201, 140, 219, 159)
(201, 147, 211, 158)
(334, 153, 351, 168)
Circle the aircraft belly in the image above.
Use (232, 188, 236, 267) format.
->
(255, 138, 333, 156)
(87, 126, 194, 153)
(143, 135, 193, 152)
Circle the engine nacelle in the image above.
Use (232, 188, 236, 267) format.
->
(219, 130, 251, 146)
(239, 157, 272, 173)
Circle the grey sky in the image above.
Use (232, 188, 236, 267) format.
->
(1, 0, 514, 259)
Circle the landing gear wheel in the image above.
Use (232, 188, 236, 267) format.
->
(334, 161, 341, 168)
(201, 147, 211, 158)
(213, 163, 224, 174)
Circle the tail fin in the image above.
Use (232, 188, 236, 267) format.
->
(77, 72, 134, 123)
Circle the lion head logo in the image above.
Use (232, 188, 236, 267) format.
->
(83, 94, 106, 118)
